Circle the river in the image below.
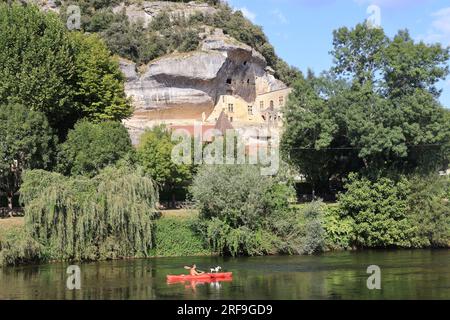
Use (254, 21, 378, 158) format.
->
(0, 250, 449, 300)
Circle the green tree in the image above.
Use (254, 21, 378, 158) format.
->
(137, 126, 193, 207)
(58, 121, 132, 177)
(0, 104, 55, 214)
(282, 24, 450, 192)
(0, 3, 76, 134)
(70, 32, 132, 121)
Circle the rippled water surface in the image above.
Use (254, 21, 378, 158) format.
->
(0, 250, 449, 300)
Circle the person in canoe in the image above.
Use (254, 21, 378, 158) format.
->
(184, 264, 205, 276)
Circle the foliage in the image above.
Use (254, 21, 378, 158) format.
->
(150, 216, 210, 257)
(282, 24, 450, 191)
(323, 205, 355, 250)
(137, 126, 193, 204)
(0, 227, 43, 267)
(58, 120, 132, 177)
(300, 201, 326, 254)
(0, 4, 133, 136)
(0, 104, 56, 211)
(407, 176, 450, 247)
(337, 174, 415, 248)
(69, 32, 132, 121)
(190, 165, 300, 256)
(20, 167, 158, 261)
(0, 3, 76, 134)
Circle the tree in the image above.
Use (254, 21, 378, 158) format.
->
(58, 120, 132, 177)
(0, 104, 55, 214)
(137, 126, 193, 207)
(0, 3, 76, 135)
(20, 166, 158, 261)
(0, 4, 133, 137)
(70, 32, 132, 122)
(282, 24, 450, 192)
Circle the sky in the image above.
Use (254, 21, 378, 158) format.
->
(226, 0, 450, 107)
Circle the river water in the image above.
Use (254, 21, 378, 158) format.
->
(0, 250, 449, 300)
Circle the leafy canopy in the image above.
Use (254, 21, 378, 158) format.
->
(0, 104, 56, 204)
(58, 120, 132, 177)
(282, 24, 450, 190)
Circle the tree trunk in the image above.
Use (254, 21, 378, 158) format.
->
(171, 192, 176, 209)
(7, 191, 13, 217)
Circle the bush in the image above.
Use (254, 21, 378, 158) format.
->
(337, 173, 414, 248)
(323, 205, 355, 250)
(20, 166, 158, 262)
(150, 216, 210, 257)
(407, 176, 450, 247)
(0, 227, 43, 267)
(190, 165, 298, 256)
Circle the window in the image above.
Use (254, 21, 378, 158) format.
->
(228, 103, 234, 113)
(222, 96, 225, 103)
(247, 79, 250, 84)
(260, 101, 264, 110)
(230, 117, 233, 122)
(226, 78, 232, 84)
(270, 100, 274, 108)
(279, 96, 284, 106)
(248, 105, 253, 115)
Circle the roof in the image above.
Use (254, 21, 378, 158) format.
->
(214, 111, 234, 134)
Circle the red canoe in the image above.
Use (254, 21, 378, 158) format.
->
(167, 272, 233, 282)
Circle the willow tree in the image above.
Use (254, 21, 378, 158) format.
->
(20, 167, 158, 261)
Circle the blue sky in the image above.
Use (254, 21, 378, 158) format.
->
(226, 0, 450, 107)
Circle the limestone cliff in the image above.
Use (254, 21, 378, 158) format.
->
(121, 30, 287, 143)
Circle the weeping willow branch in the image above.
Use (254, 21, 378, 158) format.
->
(20, 167, 158, 261)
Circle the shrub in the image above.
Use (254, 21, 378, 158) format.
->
(323, 205, 355, 250)
(337, 173, 415, 248)
(190, 165, 298, 256)
(0, 227, 43, 267)
(407, 176, 450, 247)
(151, 216, 210, 257)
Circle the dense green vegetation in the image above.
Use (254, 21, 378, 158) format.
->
(19, 167, 158, 262)
(150, 215, 210, 257)
(0, 104, 56, 214)
(190, 165, 327, 256)
(0, 3, 132, 137)
(137, 126, 194, 206)
(58, 121, 133, 177)
(281, 23, 450, 250)
(282, 24, 450, 193)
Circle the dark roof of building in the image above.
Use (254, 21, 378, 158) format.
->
(214, 111, 234, 134)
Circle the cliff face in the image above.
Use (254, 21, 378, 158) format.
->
(121, 30, 287, 143)
(113, 1, 218, 28)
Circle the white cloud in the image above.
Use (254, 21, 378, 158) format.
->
(271, 9, 289, 24)
(237, 7, 256, 23)
(418, 7, 450, 46)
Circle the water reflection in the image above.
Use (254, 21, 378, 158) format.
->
(0, 250, 449, 300)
